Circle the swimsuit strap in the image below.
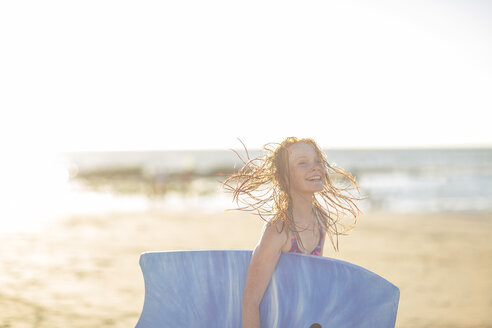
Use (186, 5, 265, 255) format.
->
(289, 223, 324, 255)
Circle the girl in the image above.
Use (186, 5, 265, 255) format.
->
(223, 137, 363, 328)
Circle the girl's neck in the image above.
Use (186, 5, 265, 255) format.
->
(290, 192, 316, 225)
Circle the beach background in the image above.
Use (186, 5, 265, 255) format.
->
(1, 148, 491, 327)
(1, 1, 491, 327)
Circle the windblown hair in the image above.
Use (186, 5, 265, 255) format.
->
(222, 137, 364, 251)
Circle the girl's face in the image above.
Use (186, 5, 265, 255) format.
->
(287, 142, 325, 195)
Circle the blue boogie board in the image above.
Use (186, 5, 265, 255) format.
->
(135, 250, 399, 328)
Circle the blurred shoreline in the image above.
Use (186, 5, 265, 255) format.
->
(62, 147, 492, 213)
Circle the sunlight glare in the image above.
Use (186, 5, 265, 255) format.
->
(0, 151, 70, 232)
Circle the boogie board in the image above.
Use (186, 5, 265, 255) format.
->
(135, 250, 399, 328)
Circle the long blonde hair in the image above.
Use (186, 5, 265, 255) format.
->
(222, 137, 364, 251)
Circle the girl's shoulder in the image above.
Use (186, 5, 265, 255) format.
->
(261, 219, 291, 252)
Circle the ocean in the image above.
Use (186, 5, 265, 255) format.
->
(2, 147, 491, 233)
(0, 146, 490, 234)
(62, 148, 492, 214)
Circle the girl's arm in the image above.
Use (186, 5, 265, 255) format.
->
(242, 223, 286, 328)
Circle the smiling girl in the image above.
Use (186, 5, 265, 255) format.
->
(223, 137, 363, 328)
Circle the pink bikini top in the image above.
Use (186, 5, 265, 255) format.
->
(288, 223, 324, 256)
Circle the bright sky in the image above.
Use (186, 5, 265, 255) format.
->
(1, 0, 491, 151)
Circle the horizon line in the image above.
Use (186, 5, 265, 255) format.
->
(58, 143, 492, 153)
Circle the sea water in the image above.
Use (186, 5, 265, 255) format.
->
(62, 148, 492, 214)
(2, 148, 490, 232)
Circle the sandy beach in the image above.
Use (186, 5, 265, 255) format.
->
(1, 209, 491, 327)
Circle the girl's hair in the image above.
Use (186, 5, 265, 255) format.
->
(222, 137, 364, 251)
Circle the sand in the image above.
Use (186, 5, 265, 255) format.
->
(1, 209, 491, 327)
